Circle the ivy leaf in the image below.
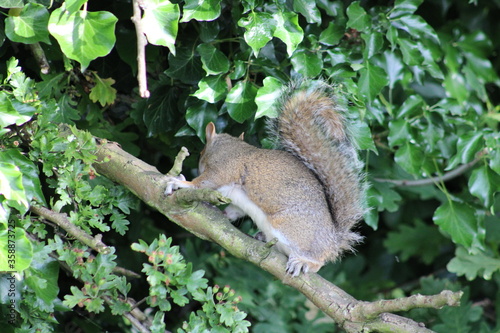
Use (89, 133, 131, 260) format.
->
(394, 142, 424, 175)
(0, 162, 29, 213)
(89, 74, 117, 107)
(197, 43, 230, 75)
(346, 1, 370, 31)
(223, 81, 257, 123)
(0, 91, 32, 128)
(468, 165, 500, 208)
(389, 0, 423, 19)
(255, 77, 283, 119)
(193, 75, 228, 103)
(433, 200, 482, 249)
(6, 3, 50, 44)
(447, 247, 500, 280)
(0, 227, 33, 271)
(320, 22, 345, 46)
(388, 118, 411, 147)
(165, 45, 204, 84)
(368, 182, 402, 213)
(142, 0, 180, 55)
(443, 72, 469, 104)
(397, 38, 424, 66)
(273, 11, 303, 56)
(391, 14, 439, 44)
(25, 259, 59, 307)
(446, 132, 483, 170)
(180, 0, 221, 22)
(357, 61, 388, 103)
(294, 0, 321, 24)
(48, 9, 118, 71)
(186, 100, 218, 141)
(238, 12, 276, 56)
(290, 50, 322, 77)
(348, 118, 376, 151)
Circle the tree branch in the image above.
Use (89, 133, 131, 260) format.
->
(93, 140, 463, 333)
(29, 205, 110, 254)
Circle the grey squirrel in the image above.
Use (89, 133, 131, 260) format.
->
(165, 81, 366, 276)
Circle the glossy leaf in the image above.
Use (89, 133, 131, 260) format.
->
(346, 1, 370, 31)
(193, 75, 228, 103)
(238, 12, 276, 56)
(5, 3, 50, 44)
(186, 100, 218, 141)
(394, 142, 424, 175)
(142, 0, 180, 55)
(468, 165, 500, 208)
(181, 0, 221, 22)
(293, 0, 321, 24)
(197, 43, 230, 75)
(255, 77, 283, 119)
(48, 9, 118, 71)
(273, 11, 303, 56)
(223, 81, 257, 123)
(0, 227, 33, 271)
(290, 50, 322, 77)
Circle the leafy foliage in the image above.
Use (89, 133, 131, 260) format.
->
(0, 0, 499, 332)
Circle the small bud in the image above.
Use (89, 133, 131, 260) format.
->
(223, 285, 230, 293)
(213, 285, 220, 293)
(216, 292, 223, 301)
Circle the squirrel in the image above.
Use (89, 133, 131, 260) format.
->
(165, 80, 366, 276)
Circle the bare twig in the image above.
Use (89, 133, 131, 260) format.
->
(131, 0, 150, 98)
(28, 42, 50, 74)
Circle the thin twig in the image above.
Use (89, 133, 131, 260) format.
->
(131, 0, 150, 98)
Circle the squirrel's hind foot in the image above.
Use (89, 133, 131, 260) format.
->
(286, 255, 323, 277)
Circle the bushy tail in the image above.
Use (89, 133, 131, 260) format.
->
(269, 81, 366, 252)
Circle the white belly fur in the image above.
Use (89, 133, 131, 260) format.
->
(217, 184, 291, 253)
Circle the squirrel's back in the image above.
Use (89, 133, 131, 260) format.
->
(269, 81, 366, 253)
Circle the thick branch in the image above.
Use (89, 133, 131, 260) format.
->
(93, 140, 462, 333)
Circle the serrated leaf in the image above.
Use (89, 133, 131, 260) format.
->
(48, 9, 118, 71)
(142, 0, 179, 55)
(197, 43, 230, 75)
(5, 3, 50, 44)
(447, 247, 500, 280)
(255, 77, 283, 119)
(89, 74, 117, 107)
(346, 1, 370, 31)
(385, 220, 446, 264)
(223, 81, 257, 123)
(290, 50, 322, 77)
(273, 11, 303, 56)
(468, 165, 500, 208)
(433, 200, 481, 249)
(180, 0, 221, 22)
(368, 181, 402, 213)
(238, 12, 276, 56)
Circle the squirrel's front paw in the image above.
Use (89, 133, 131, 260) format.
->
(164, 174, 187, 195)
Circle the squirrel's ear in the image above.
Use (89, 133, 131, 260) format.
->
(205, 122, 217, 142)
(239, 132, 245, 140)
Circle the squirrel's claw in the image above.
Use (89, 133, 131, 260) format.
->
(164, 174, 187, 195)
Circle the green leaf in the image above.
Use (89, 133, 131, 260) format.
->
(142, 0, 180, 55)
(385, 220, 446, 264)
(397, 94, 425, 118)
(223, 81, 257, 123)
(447, 247, 500, 280)
(389, 0, 423, 18)
(0, 149, 46, 206)
(468, 165, 500, 208)
(65, 0, 88, 13)
(368, 181, 402, 213)
(25, 259, 59, 307)
(348, 118, 376, 151)
(0, 227, 33, 271)
(273, 11, 304, 57)
(89, 74, 117, 107)
(446, 132, 483, 170)
(357, 61, 388, 103)
(391, 14, 439, 44)
(294, 0, 321, 24)
(362, 31, 383, 59)
(255, 77, 283, 119)
(388, 118, 411, 147)
(290, 50, 322, 77)
(0, 91, 33, 128)
(5, 3, 50, 44)
(433, 200, 481, 249)
(0, 162, 29, 213)
(319, 22, 344, 46)
(443, 73, 469, 104)
(193, 75, 228, 103)
(197, 43, 230, 75)
(397, 38, 424, 66)
(238, 11, 276, 56)
(346, 1, 370, 31)
(48, 9, 118, 71)
(165, 45, 204, 84)
(186, 100, 218, 141)
(180, 0, 221, 22)
(394, 142, 424, 175)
